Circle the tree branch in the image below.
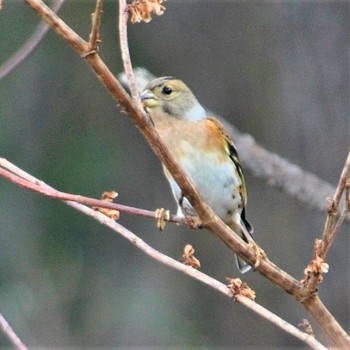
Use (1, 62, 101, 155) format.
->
(87, 0, 103, 53)
(300, 152, 350, 326)
(0, 157, 183, 224)
(118, 0, 141, 104)
(320, 151, 350, 259)
(0, 313, 28, 350)
(0, 0, 65, 80)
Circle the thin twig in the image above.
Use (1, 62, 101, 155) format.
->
(0, 158, 183, 224)
(297, 152, 350, 350)
(320, 206, 349, 261)
(319, 152, 350, 259)
(0, 0, 65, 80)
(300, 152, 350, 302)
(234, 297, 327, 350)
(118, 0, 142, 105)
(0, 313, 28, 350)
(87, 0, 103, 53)
(320, 151, 350, 260)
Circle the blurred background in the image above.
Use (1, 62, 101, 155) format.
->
(0, 0, 349, 348)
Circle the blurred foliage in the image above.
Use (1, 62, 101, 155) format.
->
(0, 0, 349, 348)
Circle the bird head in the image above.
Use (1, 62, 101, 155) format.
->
(140, 77, 206, 121)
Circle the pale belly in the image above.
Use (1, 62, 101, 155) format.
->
(164, 144, 242, 224)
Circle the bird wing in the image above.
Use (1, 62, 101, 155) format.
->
(207, 117, 254, 236)
(206, 117, 248, 207)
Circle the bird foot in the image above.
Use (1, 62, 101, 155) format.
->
(248, 242, 266, 270)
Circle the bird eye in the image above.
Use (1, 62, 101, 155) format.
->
(162, 86, 172, 95)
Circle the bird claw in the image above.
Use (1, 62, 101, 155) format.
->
(248, 242, 266, 270)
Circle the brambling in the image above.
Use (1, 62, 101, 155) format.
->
(140, 77, 255, 273)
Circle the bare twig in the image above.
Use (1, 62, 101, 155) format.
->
(301, 152, 350, 305)
(320, 151, 350, 259)
(87, 0, 104, 54)
(118, 0, 141, 105)
(0, 158, 183, 224)
(0, 313, 28, 350)
(233, 297, 326, 350)
(0, 0, 65, 80)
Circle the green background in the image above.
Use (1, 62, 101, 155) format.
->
(0, 0, 349, 348)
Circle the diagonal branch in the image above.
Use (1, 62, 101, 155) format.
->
(0, 0, 65, 80)
(0, 313, 28, 350)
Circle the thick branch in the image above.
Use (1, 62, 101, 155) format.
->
(303, 296, 350, 349)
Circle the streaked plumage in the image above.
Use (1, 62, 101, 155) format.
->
(140, 77, 254, 273)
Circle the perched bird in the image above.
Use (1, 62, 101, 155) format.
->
(140, 77, 255, 273)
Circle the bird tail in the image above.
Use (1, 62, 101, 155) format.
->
(235, 208, 254, 274)
(235, 255, 253, 274)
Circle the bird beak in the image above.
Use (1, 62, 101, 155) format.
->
(140, 90, 159, 108)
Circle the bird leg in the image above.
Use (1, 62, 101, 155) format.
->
(249, 242, 263, 270)
(240, 225, 265, 270)
(178, 195, 203, 229)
